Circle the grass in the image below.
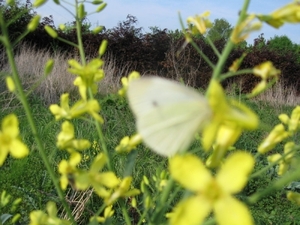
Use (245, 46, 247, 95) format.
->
(1, 45, 300, 224)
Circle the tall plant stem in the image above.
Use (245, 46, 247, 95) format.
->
(0, 14, 76, 224)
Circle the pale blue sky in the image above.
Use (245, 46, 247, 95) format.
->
(35, 0, 300, 44)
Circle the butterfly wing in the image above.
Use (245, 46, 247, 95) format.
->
(127, 76, 211, 156)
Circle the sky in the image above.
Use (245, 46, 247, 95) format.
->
(35, 0, 300, 44)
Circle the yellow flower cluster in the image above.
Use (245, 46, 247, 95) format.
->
(169, 152, 255, 225)
(0, 114, 29, 166)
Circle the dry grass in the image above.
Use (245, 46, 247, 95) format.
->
(225, 79, 300, 107)
(253, 81, 300, 106)
(0, 44, 133, 105)
(1, 44, 299, 107)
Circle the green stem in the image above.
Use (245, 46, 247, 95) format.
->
(206, 36, 221, 58)
(220, 69, 253, 81)
(248, 165, 300, 204)
(75, 0, 86, 65)
(120, 200, 132, 225)
(211, 0, 250, 80)
(251, 146, 298, 179)
(88, 88, 113, 171)
(152, 178, 174, 222)
(0, 13, 76, 224)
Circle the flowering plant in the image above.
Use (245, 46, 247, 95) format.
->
(1, 0, 300, 224)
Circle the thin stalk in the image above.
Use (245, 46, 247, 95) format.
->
(75, 0, 86, 65)
(88, 88, 113, 171)
(220, 68, 253, 81)
(248, 165, 300, 204)
(0, 13, 76, 224)
(211, 0, 250, 80)
(120, 200, 132, 225)
(206, 36, 221, 58)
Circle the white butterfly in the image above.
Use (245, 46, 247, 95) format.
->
(127, 76, 212, 157)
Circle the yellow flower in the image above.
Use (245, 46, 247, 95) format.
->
(206, 123, 242, 168)
(68, 59, 104, 100)
(29, 201, 71, 225)
(202, 80, 258, 152)
(75, 153, 120, 196)
(247, 61, 281, 97)
(90, 205, 114, 223)
(105, 176, 140, 205)
(49, 93, 104, 123)
(231, 14, 262, 43)
(258, 124, 290, 154)
(253, 61, 281, 80)
(118, 71, 140, 96)
(267, 142, 295, 175)
(169, 152, 254, 225)
(0, 114, 29, 166)
(58, 152, 81, 189)
(257, 1, 300, 28)
(279, 106, 300, 134)
(57, 121, 91, 152)
(187, 11, 212, 34)
(115, 133, 142, 153)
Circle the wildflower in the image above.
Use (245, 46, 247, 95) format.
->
(105, 176, 140, 205)
(49, 93, 104, 123)
(90, 205, 114, 223)
(68, 59, 104, 100)
(231, 14, 262, 43)
(257, 1, 300, 28)
(75, 153, 119, 196)
(248, 61, 281, 97)
(29, 201, 71, 225)
(206, 123, 242, 168)
(202, 80, 258, 153)
(58, 152, 81, 189)
(253, 61, 280, 80)
(0, 114, 29, 166)
(118, 71, 140, 96)
(169, 152, 254, 225)
(267, 142, 295, 175)
(187, 11, 212, 35)
(279, 106, 300, 134)
(57, 121, 90, 152)
(258, 124, 290, 154)
(115, 133, 142, 153)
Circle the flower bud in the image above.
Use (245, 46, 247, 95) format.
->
(45, 25, 58, 38)
(96, 3, 107, 12)
(99, 39, 108, 57)
(44, 59, 54, 75)
(28, 15, 41, 32)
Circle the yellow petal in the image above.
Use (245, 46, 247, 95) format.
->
(169, 196, 212, 225)
(10, 140, 29, 158)
(226, 100, 259, 130)
(94, 172, 119, 188)
(214, 195, 254, 225)
(169, 154, 212, 192)
(0, 145, 9, 166)
(216, 152, 254, 193)
(202, 120, 219, 151)
(2, 114, 19, 137)
(90, 153, 107, 173)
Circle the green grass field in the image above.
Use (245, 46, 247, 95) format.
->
(1, 90, 300, 224)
